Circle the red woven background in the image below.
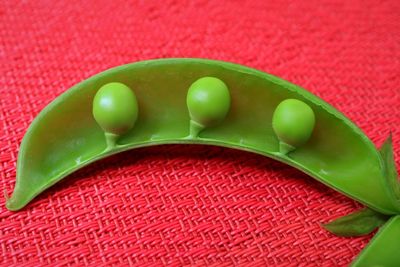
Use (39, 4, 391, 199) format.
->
(1, 1, 399, 266)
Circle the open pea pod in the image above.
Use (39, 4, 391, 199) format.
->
(5, 58, 400, 265)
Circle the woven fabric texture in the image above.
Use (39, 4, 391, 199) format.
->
(1, 1, 399, 266)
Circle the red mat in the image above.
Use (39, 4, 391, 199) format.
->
(1, 1, 399, 266)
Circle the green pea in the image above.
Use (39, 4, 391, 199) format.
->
(186, 77, 231, 137)
(92, 82, 138, 136)
(272, 99, 315, 154)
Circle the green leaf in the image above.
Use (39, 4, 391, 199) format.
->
(351, 215, 400, 267)
(379, 134, 400, 200)
(322, 208, 390, 237)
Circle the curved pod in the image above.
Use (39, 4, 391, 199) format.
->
(5, 58, 399, 217)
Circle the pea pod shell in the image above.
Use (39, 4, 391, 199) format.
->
(5, 58, 399, 217)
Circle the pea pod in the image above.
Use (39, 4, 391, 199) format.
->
(4, 58, 400, 265)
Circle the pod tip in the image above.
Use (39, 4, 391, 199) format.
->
(4, 189, 25, 211)
(3, 189, 9, 201)
(4, 196, 16, 211)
